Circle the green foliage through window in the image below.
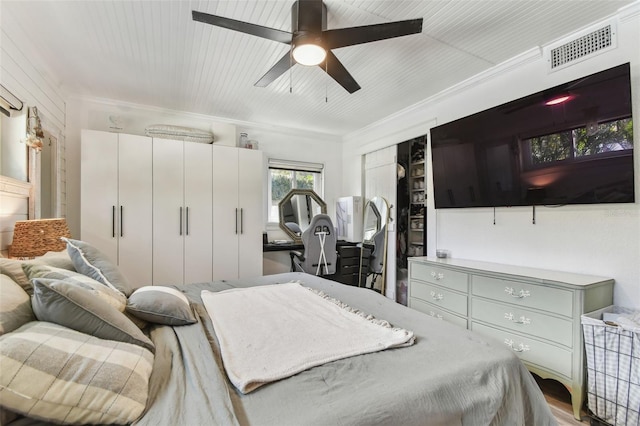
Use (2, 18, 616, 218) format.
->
(527, 118, 633, 165)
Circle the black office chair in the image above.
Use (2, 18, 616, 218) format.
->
(290, 214, 337, 276)
(365, 224, 386, 290)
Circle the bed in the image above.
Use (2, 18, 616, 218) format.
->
(0, 241, 557, 426)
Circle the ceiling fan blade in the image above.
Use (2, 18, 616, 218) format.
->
(255, 52, 294, 87)
(323, 19, 423, 49)
(321, 51, 361, 94)
(192, 10, 292, 44)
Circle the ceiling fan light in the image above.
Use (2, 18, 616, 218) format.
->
(292, 44, 326, 66)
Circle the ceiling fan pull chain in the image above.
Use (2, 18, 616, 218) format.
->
(325, 61, 329, 103)
(289, 52, 293, 94)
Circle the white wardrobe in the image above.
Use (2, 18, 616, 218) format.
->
(80, 130, 153, 286)
(152, 138, 213, 285)
(81, 130, 263, 286)
(212, 145, 263, 280)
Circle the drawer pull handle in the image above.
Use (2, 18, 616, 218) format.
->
(430, 291, 444, 301)
(504, 287, 531, 299)
(430, 271, 444, 280)
(429, 311, 443, 320)
(504, 313, 531, 325)
(504, 339, 530, 353)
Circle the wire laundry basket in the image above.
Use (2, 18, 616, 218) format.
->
(582, 306, 640, 426)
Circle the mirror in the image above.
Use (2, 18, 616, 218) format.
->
(278, 189, 327, 242)
(360, 196, 390, 293)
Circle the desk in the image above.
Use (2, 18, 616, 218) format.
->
(262, 241, 365, 283)
(263, 240, 357, 252)
(263, 242, 304, 252)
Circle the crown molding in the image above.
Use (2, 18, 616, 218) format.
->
(68, 94, 340, 142)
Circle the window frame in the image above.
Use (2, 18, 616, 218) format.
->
(267, 159, 324, 224)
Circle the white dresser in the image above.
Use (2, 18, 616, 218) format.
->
(408, 257, 614, 420)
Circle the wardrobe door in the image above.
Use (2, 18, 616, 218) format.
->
(153, 138, 185, 285)
(183, 142, 213, 284)
(117, 134, 153, 287)
(212, 145, 240, 280)
(238, 148, 263, 278)
(81, 130, 118, 264)
(81, 131, 153, 286)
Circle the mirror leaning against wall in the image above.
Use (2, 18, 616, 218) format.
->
(360, 196, 390, 293)
(278, 189, 327, 243)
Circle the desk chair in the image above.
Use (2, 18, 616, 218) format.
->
(290, 214, 337, 276)
(366, 224, 386, 287)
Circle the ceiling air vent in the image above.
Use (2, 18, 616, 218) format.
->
(547, 22, 616, 71)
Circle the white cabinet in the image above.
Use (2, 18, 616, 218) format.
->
(82, 130, 264, 285)
(81, 130, 153, 286)
(212, 145, 263, 280)
(152, 139, 213, 285)
(408, 257, 614, 420)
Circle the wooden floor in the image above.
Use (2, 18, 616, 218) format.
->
(535, 374, 590, 425)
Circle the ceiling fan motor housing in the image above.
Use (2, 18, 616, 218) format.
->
(291, 0, 327, 33)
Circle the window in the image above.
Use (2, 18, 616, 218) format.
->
(267, 159, 323, 222)
(522, 117, 633, 168)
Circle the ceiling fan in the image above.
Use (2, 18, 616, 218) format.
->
(192, 0, 423, 94)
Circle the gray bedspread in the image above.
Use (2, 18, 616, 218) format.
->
(135, 272, 556, 426)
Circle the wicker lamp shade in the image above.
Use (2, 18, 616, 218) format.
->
(9, 218, 72, 258)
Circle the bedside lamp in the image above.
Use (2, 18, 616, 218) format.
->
(8, 218, 71, 258)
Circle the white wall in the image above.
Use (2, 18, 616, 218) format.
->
(343, 5, 640, 309)
(1, 8, 67, 250)
(64, 97, 342, 239)
(1, 6, 67, 170)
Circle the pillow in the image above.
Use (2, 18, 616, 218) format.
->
(0, 253, 75, 296)
(127, 286, 197, 325)
(31, 278, 154, 352)
(62, 237, 133, 296)
(0, 321, 153, 425)
(34, 249, 76, 271)
(23, 263, 127, 312)
(0, 258, 32, 294)
(0, 275, 35, 335)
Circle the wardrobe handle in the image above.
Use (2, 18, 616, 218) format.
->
(112, 206, 116, 238)
(180, 207, 183, 236)
(186, 207, 190, 236)
(120, 206, 123, 237)
(235, 208, 238, 234)
(240, 208, 244, 234)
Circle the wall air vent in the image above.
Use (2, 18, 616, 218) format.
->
(547, 22, 616, 71)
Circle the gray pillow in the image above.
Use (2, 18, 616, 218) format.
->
(127, 286, 197, 326)
(22, 264, 127, 312)
(23, 263, 127, 312)
(31, 278, 154, 352)
(62, 237, 133, 296)
(0, 275, 35, 335)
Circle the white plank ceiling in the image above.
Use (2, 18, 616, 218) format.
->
(1, 0, 634, 136)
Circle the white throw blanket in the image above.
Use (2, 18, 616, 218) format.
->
(201, 282, 415, 394)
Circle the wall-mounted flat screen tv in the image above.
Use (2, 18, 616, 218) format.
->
(430, 63, 634, 209)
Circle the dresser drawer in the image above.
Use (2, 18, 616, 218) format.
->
(410, 262, 468, 292)
(410, 280, 467, 316)
(471, 298, 573, 347)
(472, 322, 572, 378)
(409, 298, 467, 328)
(340, 256, 361, 267)
(472, 275, 573, 317)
